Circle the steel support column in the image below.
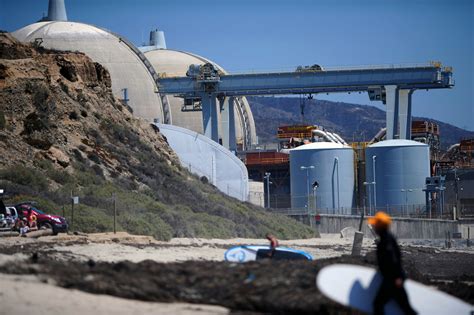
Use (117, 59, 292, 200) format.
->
(399, 89, 413, 140)
(221, 97, 237, 151)
(385, 85, 399, 139)
(201, 93, 219, 142)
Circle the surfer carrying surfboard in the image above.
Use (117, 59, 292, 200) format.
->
(368, 212, 417, 315)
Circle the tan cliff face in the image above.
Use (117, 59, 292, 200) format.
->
(0, 32, 315, 240)
(0, 32, 179, 184)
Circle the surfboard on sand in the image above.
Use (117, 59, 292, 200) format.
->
(224, 245, 312, 262)
(316, 264, 473, 315)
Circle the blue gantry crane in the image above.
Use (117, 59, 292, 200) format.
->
(157, 62, 454, 150)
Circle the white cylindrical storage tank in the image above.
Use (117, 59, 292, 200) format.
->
(290, 142, 354, 214)
(365, 140, 430, 215)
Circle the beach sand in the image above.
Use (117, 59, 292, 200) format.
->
(0, 232, 472, 314)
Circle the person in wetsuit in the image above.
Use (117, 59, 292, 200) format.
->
(368, 212, 417, 315)
(265, 233, 279, 258)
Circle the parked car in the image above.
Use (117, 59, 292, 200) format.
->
(0, 206, 18, 230)
(15, 202, 68, 235)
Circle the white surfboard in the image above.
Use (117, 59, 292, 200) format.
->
(316, 264, 473, 315)
(224, 245, 312, 262)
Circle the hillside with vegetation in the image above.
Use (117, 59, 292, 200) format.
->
(248, 96, 474, 149)
(0, 33, 314, 240)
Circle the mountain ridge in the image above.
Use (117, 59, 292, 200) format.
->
(247, 96, 473, 148)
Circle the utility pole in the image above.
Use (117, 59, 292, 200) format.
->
(454, 168, 460, 220)
(372, 155, 377, 210)
(363, 182, 374, 215)
(300, 165, 315, 211)
(113, 193, 117, 234)
(264, 172, 271, 209)
(401, 189, 413, 216)
(312, 180, 319, 213)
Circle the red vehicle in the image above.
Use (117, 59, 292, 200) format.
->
(15, 203, 68, 234)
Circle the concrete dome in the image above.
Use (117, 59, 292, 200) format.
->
(12, 21, 165, 123)
(144, 48, 257, 149)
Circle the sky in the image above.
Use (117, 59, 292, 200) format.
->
(1, 0, 473, 130)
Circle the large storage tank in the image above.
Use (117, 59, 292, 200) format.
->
(365, 140, 430, 215)
(290, 142, 354, 214)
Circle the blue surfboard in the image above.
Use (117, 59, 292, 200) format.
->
(224, 245, 313, 262)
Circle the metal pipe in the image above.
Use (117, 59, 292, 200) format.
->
(312, 130, 334, 142)
(326, 132, 341, 144)
(333, 133, 348, 145)
(364, 182, 372, 215)
(370, 128, 387, 143)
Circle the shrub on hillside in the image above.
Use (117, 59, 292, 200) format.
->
(0, 165, 49, 191)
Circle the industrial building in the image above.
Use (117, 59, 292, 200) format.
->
(11, 0, 466, 218)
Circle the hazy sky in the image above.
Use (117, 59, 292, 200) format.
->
(1, 0, 473, 130)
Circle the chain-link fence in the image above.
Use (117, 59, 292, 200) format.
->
(263, 201, 473, 220)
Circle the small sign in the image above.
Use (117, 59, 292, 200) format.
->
(72, 197, 79, 204)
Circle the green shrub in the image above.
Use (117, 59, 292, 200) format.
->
(118, 212, 173, 241)
(32, 83, 50, 108)
(73, 167, 104, 186)
(59, 81, 69, 94)
(0, 165, 49, 191)
(70, 205, 115, 233)
(69, 111, 79, 120)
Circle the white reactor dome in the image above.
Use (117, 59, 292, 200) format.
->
(12, 21, 166, 124)
(142, 46, 257, 149)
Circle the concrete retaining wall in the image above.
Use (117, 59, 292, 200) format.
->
(292, 214, 462, 239)
(459, 223, 474, 239)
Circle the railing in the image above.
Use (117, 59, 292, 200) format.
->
(156, 63, 440, 78)
(225, 62, 437, 76)
(245, 157, 289, 165)
(277, 132, 313, 139)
